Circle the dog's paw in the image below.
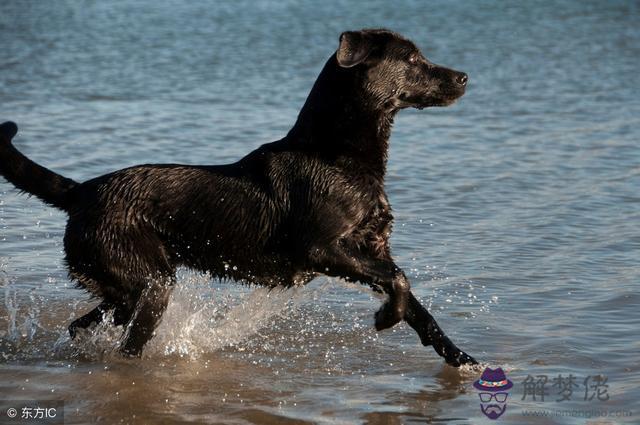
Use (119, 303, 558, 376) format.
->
(445, 349, 479, 367)
(374, 302, 402, 331)
(0, 121, 18, 141)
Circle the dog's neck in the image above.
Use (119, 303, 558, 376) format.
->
(287, 55, 396, 179)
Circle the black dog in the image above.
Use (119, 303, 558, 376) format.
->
(0, 29, 476, 366)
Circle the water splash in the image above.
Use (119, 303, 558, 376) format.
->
(1, 282, 59, 361)
(1, 272, 308, 361)
(147, 277, 305, 358)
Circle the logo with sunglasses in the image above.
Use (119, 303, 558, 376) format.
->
(473, 367, 513, 420)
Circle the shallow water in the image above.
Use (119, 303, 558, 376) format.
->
(1, 1, 639, 424)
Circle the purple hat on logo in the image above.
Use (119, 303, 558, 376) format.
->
(473, 367, 513, 392)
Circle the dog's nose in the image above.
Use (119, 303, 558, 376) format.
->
(456, 72, 468, 87)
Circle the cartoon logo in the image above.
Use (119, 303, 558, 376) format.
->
(474, 367, 513, 420)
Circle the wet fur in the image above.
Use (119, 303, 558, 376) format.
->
(0, 29, 477, 365)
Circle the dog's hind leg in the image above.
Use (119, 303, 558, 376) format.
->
(68, 300, 137, 338)
(68, 301, 113, 338)
(65, 225, 176, 356)
(119, 278, 174, 357)
(404, 292, 478, 366)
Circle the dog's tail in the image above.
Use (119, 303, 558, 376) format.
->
(0, 121, 78, 211)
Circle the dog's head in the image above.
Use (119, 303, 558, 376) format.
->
(336, 29, 467, 111)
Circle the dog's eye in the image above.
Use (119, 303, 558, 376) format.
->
(408, 54, 419, 64)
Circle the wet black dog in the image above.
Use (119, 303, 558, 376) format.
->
(0, 29, 476, 365)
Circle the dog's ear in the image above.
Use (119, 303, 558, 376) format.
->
(336, 31, 374, 68)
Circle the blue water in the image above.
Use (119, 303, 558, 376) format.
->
(1, 1, 638, 424)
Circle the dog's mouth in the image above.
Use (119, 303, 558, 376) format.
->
(398, 88, 465, 110)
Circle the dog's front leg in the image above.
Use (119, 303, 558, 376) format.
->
(312, 245, 409, 330)
(404, 292, 478, 366)
(312, 244, 478, 367)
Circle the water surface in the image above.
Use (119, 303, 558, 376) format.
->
(1, 1, 638, 424)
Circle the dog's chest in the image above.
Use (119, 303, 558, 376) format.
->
(364, 193, 393, 252)
(344, 186, 393, 258)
